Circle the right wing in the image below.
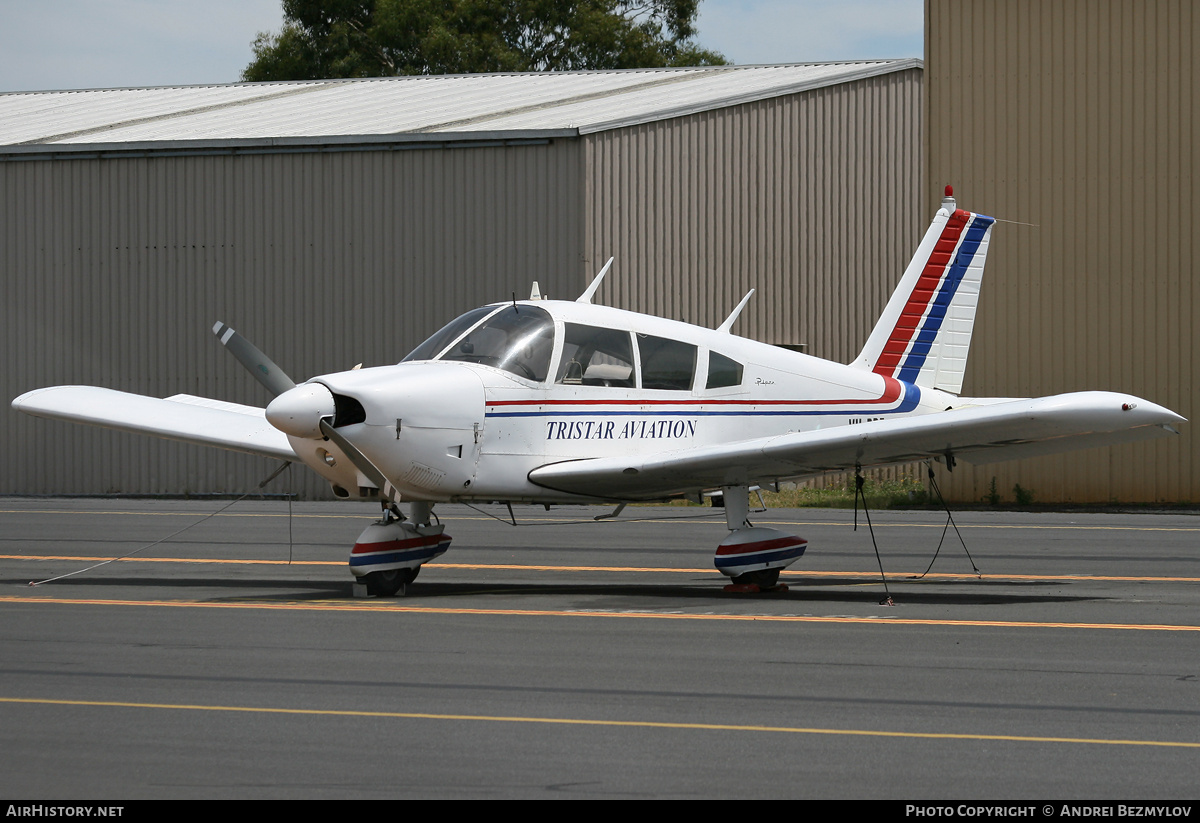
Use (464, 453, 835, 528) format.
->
(528, 391, 1183, 500)
(12, 386, 297, 461)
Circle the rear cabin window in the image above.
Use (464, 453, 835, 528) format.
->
(706, 352, 744, 389)
(638, 334, 697, 391)
(556, 324, 635, 387)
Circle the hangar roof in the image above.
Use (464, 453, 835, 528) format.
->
(0, 60, 919, 152)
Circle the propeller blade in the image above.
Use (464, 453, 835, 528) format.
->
(212, 321, 296, 398)
(318, 417, 403, 506)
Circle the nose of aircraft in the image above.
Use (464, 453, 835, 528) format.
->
(265, 382, 336, 438)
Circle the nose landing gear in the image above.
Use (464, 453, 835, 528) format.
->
(350, 501, 450, 597)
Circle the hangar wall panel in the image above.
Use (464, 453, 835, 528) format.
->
(4, 65, 923, 499)
(926, 0, 1196, 502)
(3, 141, 584, 497)
(583, 69, 924, 365)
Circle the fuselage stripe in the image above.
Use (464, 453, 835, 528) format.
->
(487, 392, 899, 408)
(486, 381, 922, 419)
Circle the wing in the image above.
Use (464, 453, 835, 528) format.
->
(12, 386, 297, 461)
(528, 391, 1183, 500)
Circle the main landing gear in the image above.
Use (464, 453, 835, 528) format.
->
(350, 501, 451, 597)
(713, 486, 807, 593)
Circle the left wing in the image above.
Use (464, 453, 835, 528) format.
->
(528, 391, 1183, 500)
(12, 386, 297, 461)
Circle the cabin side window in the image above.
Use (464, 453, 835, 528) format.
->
(706, 351, 744, 389)
(638, 334, 697, 391)
(555, 324, 635, 387)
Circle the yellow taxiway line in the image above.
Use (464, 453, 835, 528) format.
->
(2, 596, 1199, 632)
(1, 696, 1197, 749)
(3, 554, 1199, 583)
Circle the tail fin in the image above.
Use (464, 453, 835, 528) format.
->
(851, 187, 995, 395)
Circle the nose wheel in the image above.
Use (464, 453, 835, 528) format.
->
(724, 568, 782, 592)
(351, 502, 450, 597)
(362, 566, 420, 597)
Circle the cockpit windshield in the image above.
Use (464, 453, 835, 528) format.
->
(439, 304, 555, 382)
(402, 306, 499, 363)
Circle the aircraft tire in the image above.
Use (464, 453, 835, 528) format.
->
(363, 567, 419, 597)
(730, 568, 780, 588)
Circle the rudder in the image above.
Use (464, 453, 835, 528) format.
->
(852, 186, 995, 396)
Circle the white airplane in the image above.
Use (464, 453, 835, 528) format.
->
(13, 188, 1184, 595)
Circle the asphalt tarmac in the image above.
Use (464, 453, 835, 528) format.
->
(1, 497, 1198, 799)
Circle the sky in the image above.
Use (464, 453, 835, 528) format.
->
(0, 0, 923, 93)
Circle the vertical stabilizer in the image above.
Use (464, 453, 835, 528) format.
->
(851, 187, 995, 395)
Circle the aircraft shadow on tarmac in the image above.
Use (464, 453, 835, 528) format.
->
(392, 579, 1101, 607)
(8, 574, 1100, 607)
(9, 576, 351, 596)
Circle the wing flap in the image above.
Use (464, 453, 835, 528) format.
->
(528, 392, 1183, 500)
(12, 386, 297, 461)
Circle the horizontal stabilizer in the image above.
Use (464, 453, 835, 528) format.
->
(12, 386, 297, 461)
(528, 392, 1183, 500)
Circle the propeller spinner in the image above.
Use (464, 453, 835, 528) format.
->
(214, 321, 396, 500)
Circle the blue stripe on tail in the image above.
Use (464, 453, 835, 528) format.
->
(896, 215, 994, 385)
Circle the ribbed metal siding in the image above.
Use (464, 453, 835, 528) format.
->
(926, 0, 1196, 502)
(582, 70, 923, 364)
(3, 141, 584, 497)
(4, 69, 925, 499)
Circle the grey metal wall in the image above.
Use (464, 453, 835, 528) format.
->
(3, 140, 584, 497)
(926, 0, 1197, 503)
(4, 68, 924, 499)
(583, 69, 923, 364)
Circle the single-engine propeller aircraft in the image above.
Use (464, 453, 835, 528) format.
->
(13, 188, 1185, 595)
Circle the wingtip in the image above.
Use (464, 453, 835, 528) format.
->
(12, 385, 70, 412)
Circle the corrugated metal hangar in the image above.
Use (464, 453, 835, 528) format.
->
(4, 0, 1195, 505)
(2, 61, 924, 498)
(925, 0, 1196, 504)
